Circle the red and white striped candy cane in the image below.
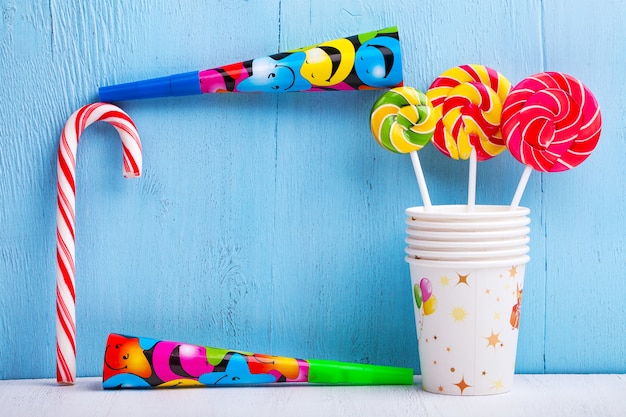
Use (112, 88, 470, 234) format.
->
(56, 103, 142, 384)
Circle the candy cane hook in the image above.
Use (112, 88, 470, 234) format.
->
(56, 103, 143, 384)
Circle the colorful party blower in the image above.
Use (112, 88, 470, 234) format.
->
(102, 334, 414, 388)
(501, 72, 602, 207)
(99, 27, 403, 101)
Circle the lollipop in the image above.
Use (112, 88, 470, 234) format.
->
(427, 64, 511, 208)
(502, 72, 602, 206)
(370, 86, 437, 208)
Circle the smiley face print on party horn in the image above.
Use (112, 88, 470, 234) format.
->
(102, 334, 414, 388)
(98, 27, 403, 101)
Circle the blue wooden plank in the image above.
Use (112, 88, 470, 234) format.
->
(540, 0, 626, 373)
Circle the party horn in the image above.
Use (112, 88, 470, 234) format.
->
(99, 27, 403, 101)
(102, 334, 414, 388)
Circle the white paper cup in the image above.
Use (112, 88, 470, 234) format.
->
(406, 205, 530, 222)
(405, 245, 529, 261)
(406, 217, 530, 231)
(406, 255, 528, 395)
(405, 236, 530, 251)
(405, 226, 530, 241)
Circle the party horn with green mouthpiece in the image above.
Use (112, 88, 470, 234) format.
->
(103, 334, 414, 388)
(98, 27, 402, 102)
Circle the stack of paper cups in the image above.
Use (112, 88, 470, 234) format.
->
(404, 205, 530, 395)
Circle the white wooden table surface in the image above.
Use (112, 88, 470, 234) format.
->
(1, 375, 624, 417)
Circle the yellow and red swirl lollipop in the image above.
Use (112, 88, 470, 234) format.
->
(427, 64, 511, 161)
(501, 72, 602, 206)
(427, 64, 511, 207)
(370, 86, 437, 207)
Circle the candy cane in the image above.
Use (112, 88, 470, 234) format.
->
(56, 103, 142, 384)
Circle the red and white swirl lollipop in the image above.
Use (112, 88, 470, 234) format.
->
(56, 103, 142, 384)
(502, 72, 602, 206)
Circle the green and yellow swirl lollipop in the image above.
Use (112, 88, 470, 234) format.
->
(370, 86, 437, 208)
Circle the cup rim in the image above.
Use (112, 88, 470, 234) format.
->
(405, 216, 531, 231)
(405, 245, 529, 260)
(405, 205, 530, 220)
(405, 255, 530, 269)
(405, 226, 530, 241)
(405, 235, 530, 250)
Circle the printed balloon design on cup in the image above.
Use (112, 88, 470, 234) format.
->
(414, 278, 437, 315)
(509, 283, 523, 329)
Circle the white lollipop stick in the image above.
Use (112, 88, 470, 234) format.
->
(409, 151, 432, 210)
(510, 165, 533, 208)
(369, 86, 436, 211)
(467, 148, 477, 211)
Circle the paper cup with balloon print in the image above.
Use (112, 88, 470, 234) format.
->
(403, 204, 531, 395)
(407, 255, 528, 395)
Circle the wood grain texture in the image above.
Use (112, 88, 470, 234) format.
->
(0, 375, 625, 417)
(0, 0, 624, 380)
(540, 0, 626, 373)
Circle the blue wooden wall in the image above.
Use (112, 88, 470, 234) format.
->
(1, 0, 624, 379)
